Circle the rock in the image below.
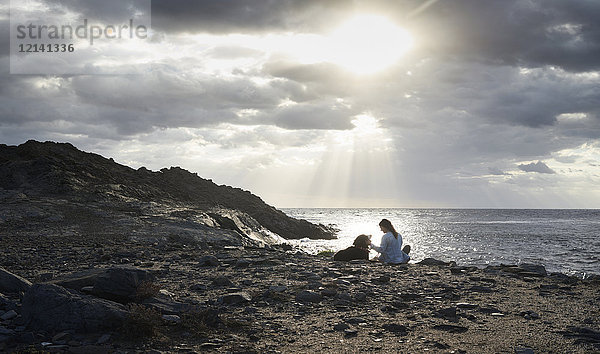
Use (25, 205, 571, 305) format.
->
(354, 292, 367, 302)
(0, 268, 32, 294)
(0, 327, 15, 336)
(321, 288, 337, 297)
(21, 284, 127, 333)
(46, 268, 106, 291)
(373, 275, 390, 284)
(141, 295, 191, 315)
(96, 334, 111, 344)
(436, 307, 458, 322)
(469, 285, 495, 293)
(519, 311, 540, 320)
(514, 346, 535, 354)
(212, 276, 235, 287)
(382, 323, 408, 335)
(456, 303, 479, 309)
(519, 264, 547, 277)
(334, 323, 350, 331)
(234, 259, 251, 268)
(198, 256, 220, 267)
(336, 292, 353, 302)
(344, 328, 358, 337)
(219, 292, 252, 305)
(418, 258, 452, 266)
(0, 310, 17, 321)
(433, 324, 469, 333)
(269, 286, 288, 293)
(295, 290, 322, 303)
(0, 293, 16, 311)
(345, 317, 368, 325)
(92, 267, 154, 303)
(190, 284, 208, 292)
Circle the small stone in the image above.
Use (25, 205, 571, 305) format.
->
(162, 314, 181, 324)
(321, 288, 337, 297)
(373, 275, 390, 284)
(337, 292, 353, 302)
(491, 313, 505, 317)
(220, 292, 252, 305)
(295, 290, 322, 303)
(334, 323, 350, 331)
(269, 286, 288, 293)
(212, 276, 234, 287)
(354, 292, 367, 302)
(515, 346, 535, 354)
(382, 323, 408, 335)
(96, 334, 111, 344)
(346, 317, 368, 325)
(190, 284, 207, 292)
(456, 303, 478, 309)
(344, 328, 358, 337)
(0, 310, 17, 321)
(198, 256, 219, 267)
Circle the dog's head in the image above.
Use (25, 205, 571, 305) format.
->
(353, 234, 371, 249)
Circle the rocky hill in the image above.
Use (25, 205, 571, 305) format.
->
(0, 140, 335, 242)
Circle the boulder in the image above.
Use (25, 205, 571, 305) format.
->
(0, 268, 32, 294)
(92, 267, 154, 303)
(46, 268, 106, 292)
(21, 284, 127, 333)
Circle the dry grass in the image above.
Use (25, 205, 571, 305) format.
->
(135, 281, 161, 301)
(121, 303, 163, 339)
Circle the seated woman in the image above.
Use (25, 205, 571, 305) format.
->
(333, 234, 371, 261)
(370, 219, 410, 264)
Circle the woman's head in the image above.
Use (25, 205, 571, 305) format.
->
(353, 234, 371, 249)
(379, 219, 398, 238)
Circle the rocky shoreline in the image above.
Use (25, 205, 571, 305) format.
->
(1, 141, 599, 353)
(1, 233, 600, 353)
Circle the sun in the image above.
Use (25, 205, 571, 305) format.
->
(328, 15, 413, 74)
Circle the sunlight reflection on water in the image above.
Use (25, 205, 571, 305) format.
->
(283, 208, 600, 277)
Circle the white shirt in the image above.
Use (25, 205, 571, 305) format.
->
(371, 232, 410, 264)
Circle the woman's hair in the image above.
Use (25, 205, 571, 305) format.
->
(353, 234, 371, 249)
(379, 219, 399, 239)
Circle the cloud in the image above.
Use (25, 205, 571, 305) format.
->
(518, 161, 556, 174)
(488, 167, 511, 176)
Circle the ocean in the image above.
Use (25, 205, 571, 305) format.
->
(282, 208, 600, 277)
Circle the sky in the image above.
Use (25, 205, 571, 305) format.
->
(1, 0, 600, 208)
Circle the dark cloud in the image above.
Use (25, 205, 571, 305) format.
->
(518, 161, 556, 174)
(269, 101, 356, 130)
(44, 0, 150, 23)
(151, 0, 349, 34)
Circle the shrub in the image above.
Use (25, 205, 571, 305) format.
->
(122, 303, 163, 339)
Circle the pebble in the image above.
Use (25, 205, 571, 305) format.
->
(334, 323, 350, 331)
(344, 328, 359, 337)
(0, 310, 17, 321)
(198, 255, 219, 267)
(269, 286, 288, 293)
(515, 346, 535, 354)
